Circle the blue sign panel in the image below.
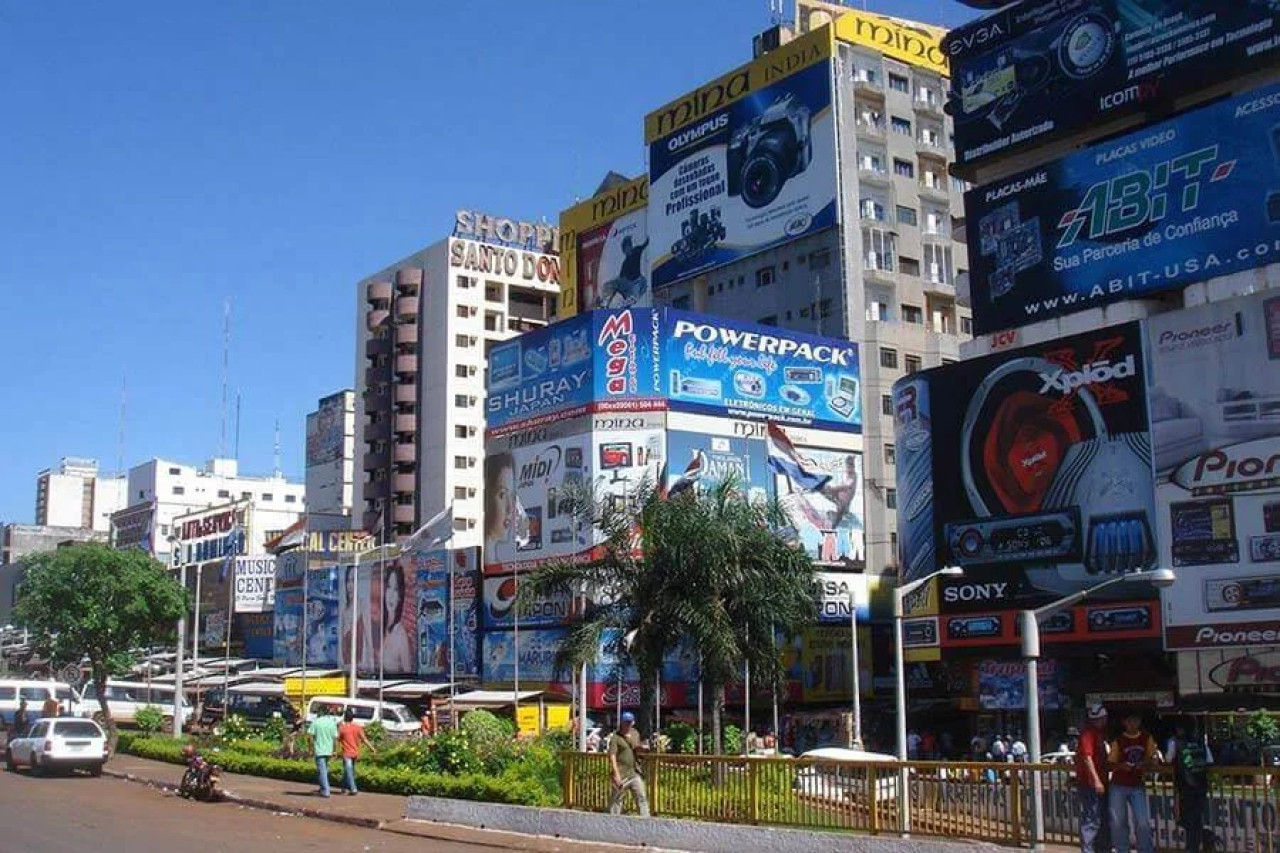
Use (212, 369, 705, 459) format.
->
(945, 0, 1280, 169)
(481, 628, 568, 685)
(662, 310, 861, 431)
(485, 314, 595, 431)
(967, 81, 1280, 335)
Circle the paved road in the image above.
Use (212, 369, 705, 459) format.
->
(0, 765, 488, 853)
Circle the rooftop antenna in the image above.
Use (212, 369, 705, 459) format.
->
(273, 419, 282, 479)
(116, 376, 128, 513)
(219, 299, 231, 459)
(235, 392, 242, 466)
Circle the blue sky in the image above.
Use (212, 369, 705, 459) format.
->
(0, 1, 978, 524)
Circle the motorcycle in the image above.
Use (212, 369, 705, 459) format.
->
(177, 745, 222, 802)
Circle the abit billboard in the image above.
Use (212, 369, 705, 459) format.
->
(646, 26, 837, 288)
(945, 0, 1280, 170)
(967, 81, 1280, 335)
(893, 323, 1160, 617)
(559, 177, 649, 318)
(1147, 291, 1280, 650)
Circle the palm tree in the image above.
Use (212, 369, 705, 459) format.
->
(521, 474, 817, 754)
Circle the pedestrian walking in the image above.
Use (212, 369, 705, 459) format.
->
(1109, 712, 1157, 853)
(308, 703, 339, 798)
(1010, 734, 1028, 763)
(607, 711, 650, 817)
(337, 709, 376, 795)
(1077, 703, 1111, 853)
(1171, 720, 1213, 853)
(417, 710, 435, 738)
(12, 699, 28, 734)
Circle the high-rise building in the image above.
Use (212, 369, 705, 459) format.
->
(646, 7, 971, 576)
(34, 457, 125, 534)
(354, 212, 559, 545)
(305, 390, 356, 518)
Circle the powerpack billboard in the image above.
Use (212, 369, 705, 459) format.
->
(967, 81, 1280, 335)
(663, 310, 862, 432)
(646, 26, 837, 288)
(559, 177, 650, 318)
(1147, 291, 1280, 650)
(944, 0, 1280, 170)
(894, 323, 1160, 615)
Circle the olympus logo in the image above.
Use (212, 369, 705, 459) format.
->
(1039, 355, 1135, 393)
(666, 113, 730, 152)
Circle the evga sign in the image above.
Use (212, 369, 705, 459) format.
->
(1174, 438, 1280, 496)
(1208, 651, 1280, 691)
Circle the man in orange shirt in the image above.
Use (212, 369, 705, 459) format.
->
(337, 709, 376, 795)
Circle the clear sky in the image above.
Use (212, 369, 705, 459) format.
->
(0, 1, 979, 524)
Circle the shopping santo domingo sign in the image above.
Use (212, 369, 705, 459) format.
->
(234, 556, 276, 613)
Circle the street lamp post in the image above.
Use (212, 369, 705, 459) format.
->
(893, 565, 963, 836)
(1021, 568, 1176, 852)
(849, 587, 862, 748)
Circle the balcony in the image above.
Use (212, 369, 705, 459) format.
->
(365, 335, 390, 360)
(393, 473, 416, 494)
(366, 280, 392, 306)
(855, 121, 885, 141)
(852, 76, 884, 99)
(395, 322, 419, 346)
(363, 389, 391, 414)
(394, 354, 418, 376)
(395, 268, 423, 290)
(914, 92, 945, 119)
(919, 179, 949, 203)
(393, 504, 416, 525)
(364, 366, 386, 389)
(863, 264, 896, 286)
(363, 448, 389, 472)
(393, 443, 417, 464)
(924, 277, 957, 299)
(366, 309, 390, 331)
(365, 419, 391, 443)
(394, 296, 418, 320)
(394, 383, 417, 405)
(918, 135, 947, 155)
(394, 413, 417, 434)
(859, 167, 891, 187)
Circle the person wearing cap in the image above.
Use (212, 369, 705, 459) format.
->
(1108, 712, 1158, 853)
(607, 711, 650, 817)
(1076, 703, 1111, 853)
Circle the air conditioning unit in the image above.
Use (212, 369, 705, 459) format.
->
(468, 488, 477, 497)
(932, 310, 945, 330)
(860, 156, 877, 171)
(861, 201, 877, 218)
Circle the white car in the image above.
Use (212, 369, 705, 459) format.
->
(304, 696, 418, 736)
(6, 717, 109, 776)
(794, 747, 902, 804)
(79, 680, 193, 729)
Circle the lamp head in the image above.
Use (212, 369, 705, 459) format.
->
(1140, 567, 1176, 589)
(939, 566, 964, 578)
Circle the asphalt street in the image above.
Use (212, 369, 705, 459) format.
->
(0, 766, 491, 853)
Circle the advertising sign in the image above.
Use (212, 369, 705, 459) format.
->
(828, 7, 947, 76)
(781, 626, 872, 703)
(172, 502, 246, 566)
(1177, 647, 1280, 695)
(414, 549, 450, 677)
(560, 177, 650, 318)
(338, 563, 378, 674)
(304, 567, 340, 668)
(233, 556, 276, 613)
(664, 429, 770, 501)
(895, 323, 1160, 614)
(894, 376, 937, 580)
(967, 81, 1280, 335)
(482, 628, 568, 686)
(306, 393, 346, 467)
(1147, 291, 1280, 650)
(646, 27, 837, 288)
(452, 550, 480, 680)
(944, 0, 1280, 169)
(814, 572, 872, 624)
(275, 550, 305, 589)
(663, 310, 862, 432)
(775, 447, 865, 567)
(977, 659, 1065, 710)
(237, 612, 274, 660)
(273, 587, 304, 665)
(482, 573, 577, 629)
(377, 558, 417, 676)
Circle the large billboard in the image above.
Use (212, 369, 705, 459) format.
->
(306, 392, 347, 467)
(646, 27, 837, 288)
(1147, 291, 1280, 650)
(481, 628, 568, 686)
(338, 563, 378, 675)
(410, 547, 478, 680)
(774, 446, 865, 568)
(966, 81, 1280, 335)
(944, 0, 1280, 169)
(273, 587, 304, 665)
(233, 556, 276, 613)
(559, 177, 650, 318)
(894, 323, 1160, 616)
(827, 7, 947, 76)
(482, 573, 577, 630)
(304, 567, 340, 668)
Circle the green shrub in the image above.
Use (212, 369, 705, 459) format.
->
(135, 705, 166, 735)
(666, 722, 697, 754)
(219, 713, 252, 742)
(363, 720, 390, 748)
(723, 724, 743, 755)
(461, 709, 516, 773)
(260, 715, 289, 744)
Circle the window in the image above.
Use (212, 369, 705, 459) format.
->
(456, 275, 475, 288)
(756, 266, 775, 287)
(905, 355, 922, 374)
(758, 315, 778, 326)
(961, 317, 973, 336)
(217, 489, 230, 498)
(455, 305, 470, 319)
(454, 456, 468, 469)
(241, 491, 252, 500)
(455, 425, 468, 439)
(899, 257, 920, 277)
(138, 490, 145, 499)
(893, 158, 915, 178)
(853, 66, 878, 84)
(455, 364, 469, 378)
(891, 116, 912, 136)
(172, 486, 185, 496)
(886, 488, 898, 510)
(455, 334, 471, 348)
(896, 206, 917, 227)
(885, 444, 897, 465)
(168, 467, 181, 475)
(809, 248, 832, 269)
(454, 486, 468, 500)
(262, 493, 273, 502)
(881, 394, 894, 416)
(879, 347, 899, 369)
(285, 495, 297, 504)
(890, 531, 899, 551)
(860, 199, 886, 221)
(453, 518, 469, 532)
(902, 304, 923, 324)
(672, 295, 690, 310)
(863, 227, 896, 272)
(888, 73, 909, 93)
(454, 394, 470, 408)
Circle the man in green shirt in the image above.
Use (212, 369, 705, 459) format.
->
(308, 703, 339, 798)
(607, 711, 649, 817)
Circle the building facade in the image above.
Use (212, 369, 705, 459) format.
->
(306, 389, 356, 518)
(354, 212, 559, 547)
(34, 457, 125, 534)
(0, 523, 105, 625)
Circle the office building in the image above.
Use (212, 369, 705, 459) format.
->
(34, 457, 125, 534)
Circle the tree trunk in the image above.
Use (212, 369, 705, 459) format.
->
(90, 665, 117, 753)
(710, 683, 727, 787)
(638, 667, 655, 743)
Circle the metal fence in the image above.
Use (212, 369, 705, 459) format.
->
(560, 752, 1279, 853)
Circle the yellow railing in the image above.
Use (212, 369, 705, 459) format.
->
(560, 753, 1279, 853)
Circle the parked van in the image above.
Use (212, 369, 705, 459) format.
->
(0, 680, 83, 725)
(304, 696, 417, 736)
(79, 681, 193, 729)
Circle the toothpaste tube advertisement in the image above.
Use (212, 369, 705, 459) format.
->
(966, 81, 1280, 335)
(894, 322, 1160, 616)
(945, 0, 1280, 169)
(1147, 291, 1280, 650)
(663, 309, 861, 432)
(481, 627, 568, 686)
(646, 27, 837, 288)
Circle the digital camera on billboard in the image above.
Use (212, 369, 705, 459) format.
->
(726, 93, 813, 209)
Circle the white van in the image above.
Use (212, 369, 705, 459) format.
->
(79, 681, 193, 729)
(304, 696, 418, 736)
(0, 680, 83, 725)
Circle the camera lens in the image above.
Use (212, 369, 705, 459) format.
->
(742, 152, 784, 208)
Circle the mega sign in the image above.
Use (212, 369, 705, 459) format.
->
(945, 0, 1280, 169)
(967, 81, 1280, 335)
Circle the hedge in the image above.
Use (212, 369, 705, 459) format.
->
(114, 732, 557, 806)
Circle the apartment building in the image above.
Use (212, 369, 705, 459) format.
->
(354, 211, 559, 547)
(34, 457, 125, 534)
